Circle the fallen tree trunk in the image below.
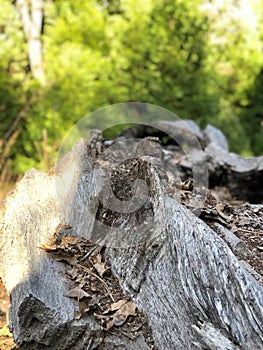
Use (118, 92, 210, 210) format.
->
(205, 143, 263, 203)
(0, 130, 262, 349)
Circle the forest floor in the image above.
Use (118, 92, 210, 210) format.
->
(0, 179, 19, 348)
(0, 279, 20, 350)
(0, 185, 18, 349)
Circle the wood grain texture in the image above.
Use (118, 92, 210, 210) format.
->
(0, 135, 262, 349)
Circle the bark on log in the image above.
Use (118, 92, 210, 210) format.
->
(0, 133, 262, 349)
(205, 143, 263, 203)
(119, 121, 263, 203)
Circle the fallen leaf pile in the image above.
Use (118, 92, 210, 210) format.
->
(176, 187, 263, 278)
(166, 182, 263, 278)
(94, 299, 137, 330)
(39, 225, 153, 340)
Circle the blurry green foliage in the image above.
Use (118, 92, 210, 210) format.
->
(0, 0, 262, 180)
(0, 0, 36, 176)
(241, 68, 263, 155)
(0, 0, 27, 134)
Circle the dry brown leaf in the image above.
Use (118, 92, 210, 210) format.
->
(75, 263, 115, 301)
(78, 300, 91, 314)
(56, 224, 72, 231)
(102, 299, 127, 314)
(110, 299, 127, 311)
(105, 313, 126, 329)
(112, 315, 127, 327)
(106, 318, 115, 330)
(75, 274, 88, 285)
(60, 236, 79, 249)
(92, 253, 109, 276)
(91, 253, 101, 264)
(90, 294, 101, 306)
(39, 232, 79, 251)
(67, 267, 80, 280)
(90, 282, 99, 292)
(48, 253, 76, 263)
(117, 301, 137, 317)
(93, 261, 109, 277)
(39, 242, 57, 251)
(66, 287, 91, 300)
(74, 311, 82, 320)
(104, 301, 137, 329)
(94, 313, 110, 320)
(104, 300, 137, 316)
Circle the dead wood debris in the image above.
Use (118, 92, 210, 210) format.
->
(166, 174, 263, 280)
(1, 125, 262, 349)
(39, 225, 156, 349)
(40, 130, 261, 348)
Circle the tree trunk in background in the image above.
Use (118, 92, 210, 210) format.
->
(16, 0, 45, 84)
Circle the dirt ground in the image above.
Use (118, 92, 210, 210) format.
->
(0, 279, 20, 350)
(0, 182, 20, 349)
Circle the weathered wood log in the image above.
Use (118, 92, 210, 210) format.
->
(205, 143, 263, 203)
(213, 223, 253, 259)
(0, 132, 262, 349)
(0, 170, 103, 350)
(120, 120, 263, 203)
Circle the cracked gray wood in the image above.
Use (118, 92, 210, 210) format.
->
(205, 143, 263, 203)
(0, 133, 262, 349)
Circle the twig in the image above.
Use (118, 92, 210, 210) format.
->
(75, 263, 115, 302)
(238, 229, 263, 235)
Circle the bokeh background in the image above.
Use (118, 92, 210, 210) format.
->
(0, 0, 262, 198)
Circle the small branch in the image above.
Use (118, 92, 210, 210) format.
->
(75, 263, 115, 302)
